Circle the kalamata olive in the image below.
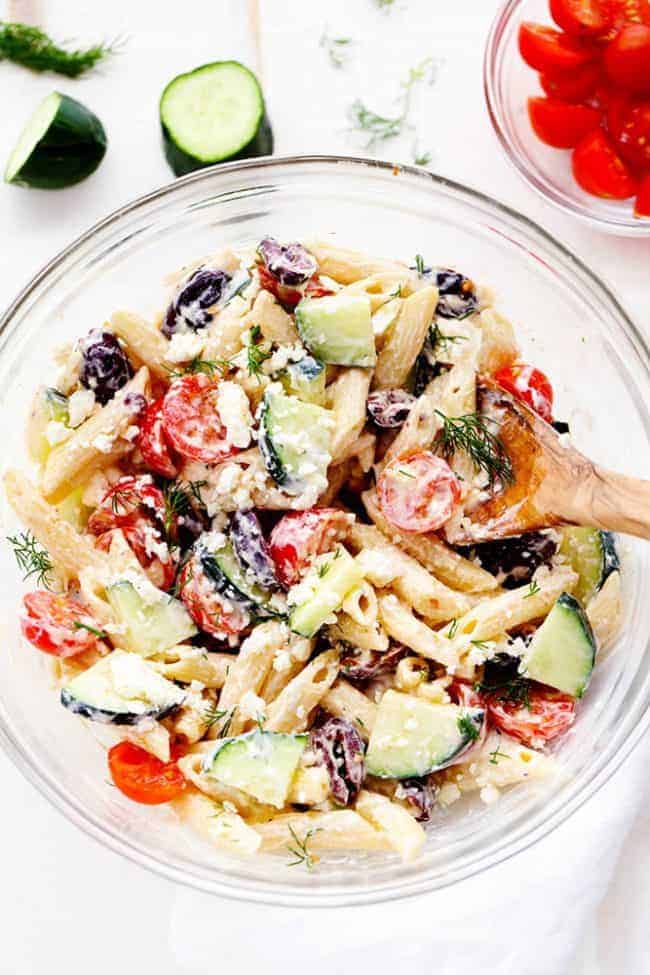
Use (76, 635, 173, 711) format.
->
(79, 329, 133, 405)
(552, 419, 570, 435)
(175, 497, 210, 552)
(310, 717, 365, 806)
(366, 389, 416, 429)
(467, 532, 557, 589)
(395, 777, 438, 822)
(340, 644, 410, 683)
(163, 267, 233, 338)
(230, 510, 280, 591)
(257, 237, 317, 287)
(432, 267, 478, 319)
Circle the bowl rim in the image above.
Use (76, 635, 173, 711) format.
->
(483, 0, 650, 237)
(1, 152, 649, 907)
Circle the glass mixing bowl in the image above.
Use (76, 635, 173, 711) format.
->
(1, 155, 649, 907)
(484, 0, 650, 236)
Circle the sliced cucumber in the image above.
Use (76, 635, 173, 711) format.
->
(365, 690, 485, 779)
(295, 294, 376, 367)
(258, 385, 332, 497)
(61, 649, 185, 725)
(199, 537, 277, 618)
(106, 578, 197, 657)
(160, 61, 273, 176)
(279, 355, 326, 405)
(289, 545, 365, 638)
(26, 387, 70, 464)
(523, 592, 596, 698)
(5, 92, 106, 189)
(559, 527, 620, 604)
(202, 729, 308, 808)
(55, 485, 91, 532)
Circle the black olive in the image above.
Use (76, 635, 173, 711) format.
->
(467, 532, 557, 589)
(79, 329, 133, 405)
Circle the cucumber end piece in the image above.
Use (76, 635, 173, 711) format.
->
(5, 92, 61, 185)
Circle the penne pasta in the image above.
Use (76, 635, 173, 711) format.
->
(327, 368, 372, 461)
(109, 310, 171, 379)
(265, 649, 340, 733)
(373, 286, 439, 390)
(322, 679, 378, 737)
(173, 790, 262, 855)
(355, 790, 425, 862)
(254, 810, 392, 853)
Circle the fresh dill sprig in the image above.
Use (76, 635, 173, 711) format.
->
(489, 741, 510, 766)
(320, 27, 353, 68)
(412, 144, 432, 166)
(246, 325, 271, 381)
(390, 284, 403, 298)
(317, 548, 341, 578)
(162, 479, 207, 535)
(470, 639, 491, 653)
(398, 468, 415, 479)
(457, 713, 480, 742)
(0, 21, 122, 77)
(7, 531, 55, 589)
(446, 618, 459, 639)
(172, 559, 194, 598)
(375, 0, 398, 9)
(286, 825, 322, 870)
(202, 703, 229, 730)
(435, 410, 514, 488)
(524, 579, 541, 599)
(348, 58, 434, 151)
(73, 621, 108, 640)
(474, 673, 531, 710)
(429, 322, 468, 356)
(165, 357, 230, 379)
(221, 708, 237, 738)
(414, 253, 426, 277)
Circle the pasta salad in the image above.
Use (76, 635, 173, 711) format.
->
(4, 238, 623, 865)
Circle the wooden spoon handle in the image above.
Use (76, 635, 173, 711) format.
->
(560, 465, 650, 540)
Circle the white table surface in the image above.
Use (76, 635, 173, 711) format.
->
(1, 1, 649, 972)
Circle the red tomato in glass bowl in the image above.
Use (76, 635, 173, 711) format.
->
(493, 363, 554, 422)
(604, 24, 650, 93)
(607, 97, 650, 168)
(635, 171, 650, 214)
(518, 22, 597, 76)
(269, 508, 352, 587)
(161, 373, 237, 465)
(377, 452, 461, 534)
(21, 591, 106, 657)
(178, 553, 250, 638)
(108, 742, 186, 805)
(138, 397, 178, 478)
(486, 686, 576, 747)
(540, 61, 602, 102)
(572, 128, 638, 196)
(527, 96, 602, 147)
(551, 0, 650, 36)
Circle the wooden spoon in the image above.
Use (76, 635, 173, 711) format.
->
(444, 379, 650, 544)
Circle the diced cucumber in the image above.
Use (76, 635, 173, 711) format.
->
(295, 293, 376, 367)
(258, 385, 332, 497)
(523, 592, 596, 698)
(202, 729, 308, 808)
(279, 355, 326, 405)
(60, 649, 185, 725)
(365, 690, 485, 779)
(160, 61, 273, 176)
(5, 92, 107, 189)
(55, 485, 91, 532)
(289, 545, 365, 638)
(199, 537, 278, 618)
(26, 387, 69, 464)
(559, 527, 620, 604)
(106, 578, 197, 658)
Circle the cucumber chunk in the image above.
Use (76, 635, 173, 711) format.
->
(523, 592, 596, 698)
(5, 92, 107, 189)
(160, 61, 273, 176)
(279, 355, 326, 405)
(61, 649, 185, 725)
(258, 385, 333, 497)
(295, 294, 376, 367)
(199, 537, 278, 618)
(106, 578, 197, 657)
(365, 690, 485, 779)
(27, 386, 69, 463)
(203, 729, 308, 808)
(559, 527, 620, 604)
(289, 545, 365, 637)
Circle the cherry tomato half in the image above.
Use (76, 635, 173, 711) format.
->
(179, 553, 250, 638)
(518, 22, 597, 76)
(540, 61, 602, 102)
(161, 373, 236, 465)
(138, 397, 178, 478)
(377, 452, 461, 534)
(635, 171, 650, 214)
(108, 742, 186, 805)
(572, 128, 638, 197)
(486, 686, 576, 747)
(607, 96, 650, 168)
(268, 508, 352, 587)
(604, 24, 650, 93)
(528, 96, 602, 147)
(21, 591, 106, 657)
(258, 265, 334, 309)
(551, 0, 650, 36)
(494, 363, 554, 423)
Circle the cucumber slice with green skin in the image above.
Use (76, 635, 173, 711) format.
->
(258, 386, 333, 497)
(289, 545, 365, 638)
(279, 355, 326, 405)
(202, 729, 308, 808)
(61, 649, 185, 725)
(295, 294, 376, 367)
(523, 592, 596, 698)
(199, 537, 278, 618)
(160, 61, 273, 177)
(5, 92, 107, 189)
(105, 578, 197, 658)
(27, 387, 70, 463)
(365, 690, 485, 779)
(559, 528, 620, 604)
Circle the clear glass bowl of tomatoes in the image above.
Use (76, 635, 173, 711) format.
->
(485, 0, 650, 233)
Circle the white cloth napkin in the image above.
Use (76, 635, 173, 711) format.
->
(169, 735, 650, 974)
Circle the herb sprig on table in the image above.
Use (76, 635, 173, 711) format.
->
(7, 531, 55, 589)
(0, 21, 121, 77)
(348, 58, 437, 153)
(320, 27, 354, 68)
